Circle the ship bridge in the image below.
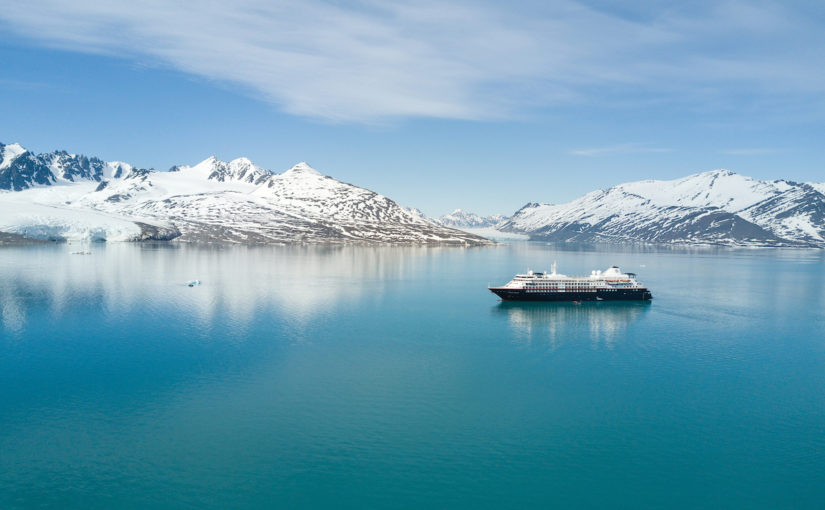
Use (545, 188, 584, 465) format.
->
(503, 264, 645, 290)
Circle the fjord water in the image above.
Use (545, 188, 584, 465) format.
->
(1, 244, 824, 509)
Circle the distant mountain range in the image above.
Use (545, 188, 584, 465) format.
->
(433, 209, 508, 229)
(495, 170, 825, 247)
(0, 142, 490, 245)
(2, 141, 823, 247)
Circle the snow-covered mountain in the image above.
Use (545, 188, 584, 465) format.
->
(499, 169, 825, 247)
(434, 209, 508, 229)
(0, 142, 490, 245)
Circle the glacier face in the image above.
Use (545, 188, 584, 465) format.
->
(498, 169, 825, 247)
(0, 143, 490, 245)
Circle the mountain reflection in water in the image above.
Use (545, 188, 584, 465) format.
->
(494, 301, 651, 348)
(0, 244, 448, 335)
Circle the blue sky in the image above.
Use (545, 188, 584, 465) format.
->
(0, 0, 823, 216)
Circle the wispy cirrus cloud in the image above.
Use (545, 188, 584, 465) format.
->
(570, 143, 672, 157)
(0, 0, 823, 123)
(720, 148, 778, 156)
(0, 78, 53, 91)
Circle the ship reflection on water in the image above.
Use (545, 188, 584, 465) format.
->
(493, 301, 651, 349)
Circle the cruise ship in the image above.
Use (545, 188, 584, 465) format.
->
(489, 264, 652, 301)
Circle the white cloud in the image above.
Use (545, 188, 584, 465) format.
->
(570, 143, 671, 157)
(0, 0, 822, 122)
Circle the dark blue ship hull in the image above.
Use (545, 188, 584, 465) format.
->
(489, 287, 652, 301)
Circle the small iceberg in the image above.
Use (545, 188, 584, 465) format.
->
(186, 279, 201, 287)
(70, 251, 92, 255)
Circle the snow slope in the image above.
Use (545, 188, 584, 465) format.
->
(614, 169, 790, 211)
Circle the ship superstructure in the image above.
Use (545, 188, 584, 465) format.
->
(489, 263, 652, 301)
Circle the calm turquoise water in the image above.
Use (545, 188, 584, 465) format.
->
(1, 243, 824, 508)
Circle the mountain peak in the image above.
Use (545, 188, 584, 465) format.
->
(700, 168, 736, 178)
(230, 157, 253, 166)
(1, 142, 28, 170)
(4, 142, 25, 152)
(283, 162, 322, 176)
(187, 155, 224, 171)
